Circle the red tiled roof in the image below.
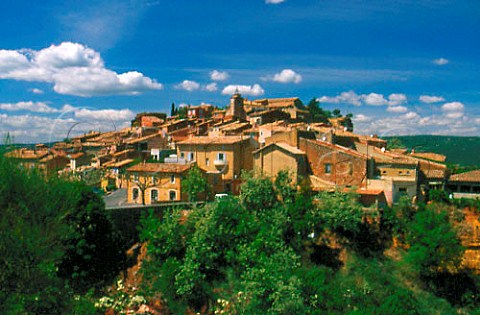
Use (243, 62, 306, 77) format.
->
(449, 170, 480, 183)
(125, 132, 163, 144)
(5, 149, 48, 160)
(253, 142, 305, 155)
(178, 136, 248, 145)
(68, 152, 84, 159)
(127, 163, 192, 173)
(304, 138, 368, 159)
(422, 168, 447, 179)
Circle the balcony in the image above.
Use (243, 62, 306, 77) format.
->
(214, 159, 227, 166)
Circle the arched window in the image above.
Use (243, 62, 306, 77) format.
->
(132, 188, 139, 200)
(151, 189, 159, 202)
(169, 190, 177, 201)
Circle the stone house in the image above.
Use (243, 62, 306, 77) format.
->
(253, 142, 308, 184)
(126, 163, 192, 204)
(176, 136, 258, 194)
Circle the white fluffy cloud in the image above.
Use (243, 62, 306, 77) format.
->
(319, 91, 407, 107)
(433, 58, 449, 65)
(353, 103, 478, 137)
(30, 88, 44, 94)
(204, 82, 218, 92)
(0, 101, 58, 113)
(318, 91, 362, 106)
(0, 42, 163, 96)
(419, 95, 445, 103)
(352, 114, 372, 122)
(362, 93, 388, 106)
(387, 93, 407, 106)
(72, 107, 135, 121)
(441, 101, 464, 119)
(441, 101, 464, 112)
(266, 0, 285, 3)
(272, 69, 302, 84)
(0, 105, 134, 143)
(210, 70, 229, 81)
(387, 105, 408, 113)
(175, 80, 201, 92)
(222, 84, 265, 96)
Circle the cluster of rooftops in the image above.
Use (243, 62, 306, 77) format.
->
(4, 93, 479, 206)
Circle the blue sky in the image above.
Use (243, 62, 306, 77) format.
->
(0, 0, 479, 142)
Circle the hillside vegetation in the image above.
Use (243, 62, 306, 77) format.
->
(384, 135, 480, 167)
(2, 152, 480, 314)
(136, 171, 480, 314)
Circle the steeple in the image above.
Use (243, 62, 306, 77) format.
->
(228, 90, 246, 120)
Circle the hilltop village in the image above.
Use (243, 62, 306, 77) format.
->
(5, 92, 480, 207)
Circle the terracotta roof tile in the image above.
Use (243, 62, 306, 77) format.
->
(422, 168, 446, 179)
(304, 138, 368, 159)
(127, 163, 192, 173)
(449, 170, 480, 183)
(68, 152, 84, 159)
(411, 152, 447, 163)
(254, 142, 305, 155)
(125, 132, 163, 144)
(178, 136, 248, 145)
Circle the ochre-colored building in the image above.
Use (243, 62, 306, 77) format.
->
(126, 163, 192, 204)
(5, 148, 69, 175)
(299, 138, 368, 188)
(253, 142, 307, 184)
(176, 136, 258, 194)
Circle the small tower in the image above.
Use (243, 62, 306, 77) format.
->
(227, 88, 246, 120)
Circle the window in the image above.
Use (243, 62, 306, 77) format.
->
(133, 174, 139, 181)
(324, 163, 332, 174)
(399, 171, 403, 175)
(151, 189, 158, 202)
(180, 152, 185, 158)
(189, 152, 194, 161)
(132, 188, 139, 200)
(206, 158, 210, 166)
(399, 187, 407, 193)
(169, 190, 177, 201)
(151, 176, 156, 184)
(217, 152, 225, 161)
(170, 175, 175, 184)
(382, 170, 387, 174)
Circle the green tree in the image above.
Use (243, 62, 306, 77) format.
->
(341, 113, 354, 131)
(311, 191, 364, 239)
(406, 204, 464, 277)
(387, 137, 406, 150)
(178, 105, 187, 119)
(332, 108, 342, 118)
(182, 164, 210, 202)
(306, 98, 331, 123)
(0, 154, 121, 313)
(57, 184, 126, 293)
(240, 171, 278, 211)
(0, 156, 72, 314)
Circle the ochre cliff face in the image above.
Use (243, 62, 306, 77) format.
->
(461, 208, 480, 273)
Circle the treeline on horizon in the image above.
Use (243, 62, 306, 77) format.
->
(384, 135, 480, 168)
(2, 149, 480, 314)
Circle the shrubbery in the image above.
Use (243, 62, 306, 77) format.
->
(139, 170, 479, 313)
(0, 154, 125, 314)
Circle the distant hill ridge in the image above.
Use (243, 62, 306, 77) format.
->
(383, 135, 480, 167)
